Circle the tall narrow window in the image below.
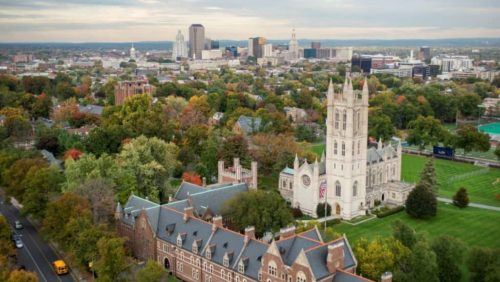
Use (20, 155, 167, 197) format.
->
(342, 142, 345, 156)
(353, 181, 358, 197)
(335, 110, 339, 129)
(352, 141, 354, 156)
(334, 141, 338, 155)
(342, 110, 347, 130)
(357, 112, 361, 131)
(357, 141, 361, 155)
(335, 181, 341, 197)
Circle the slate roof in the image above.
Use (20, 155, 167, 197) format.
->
(237, 239, 268, 279)
(236, 115, 262, 135)
(305, 238, 357, 280)
(174, 182, 207, 200)
(189, 183, 248, 216)
(201, 228, 245, 268)
(299, 228, 323, 242)
(78, 104, 104, 116)
(333, 269, 372, 282)
(277, 236, 321, 266)
(121, 195, 160, 226)
(40, 149, 63, 168)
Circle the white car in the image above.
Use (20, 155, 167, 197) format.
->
(14, 221, 23, 230)
(14, 237, 23, 248)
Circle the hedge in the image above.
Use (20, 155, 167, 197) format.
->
(376, 206, 405, 218)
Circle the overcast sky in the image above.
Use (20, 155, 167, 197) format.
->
(0, 0, 499, 42)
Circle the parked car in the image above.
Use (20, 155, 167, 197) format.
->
(14, 237, 23, 248)
(14, 221, 23, 230)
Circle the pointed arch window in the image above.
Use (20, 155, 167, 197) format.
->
(342, 142, 345, 156)
(334, 141, 338, 155)
(335, 110, 339, 129)
(357, 112, 361, 131)
(357, 141, 361, 155)
(335, 181, 341, 197)
(353, 181, 358, 197)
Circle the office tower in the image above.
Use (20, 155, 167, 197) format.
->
(189, 24, 205, 60)
(263, 44, 273, 57)
(172, 30, 188, 60)
(420, 46, 431, 60)
(211, 40, 220, 49)
(249, 37, 266, 58)
(248, 38, 254, 57)
(311, 41, 321, 49)
(288, 29, 299, 60)
(303, 48, 317, 59)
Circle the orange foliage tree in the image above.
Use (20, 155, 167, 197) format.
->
(182, 172, 203, 186)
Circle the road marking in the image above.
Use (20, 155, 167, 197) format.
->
(23, 243, 49, 282)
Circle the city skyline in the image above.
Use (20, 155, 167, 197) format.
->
(0, 0, 500, 42)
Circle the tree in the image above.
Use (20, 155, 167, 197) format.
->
(431, 236, 466, 282)
(419, 158, 438, 194)
(218, 135, 249, 165)
(21, 166, 64, 219)
(55, 82, 76, 100)
(199, 135, 220, 183)
(84, 126, 129, 157)
(407, 115, 447, 151)
(353, 237, 410, 281)
(135, 260, 168, 282)
(75, 178, 116, 225)
(467, 247, 500, 282)
(94, 237, 128, 282)
(222, 190, 293, 236)
(316, 203, 331, 218)
(64, 148, 82, 160)
(3, 157, 47, 202)
(0, 107, 32, 140)
(42, 193, 91, 244)
(398, 240, 439, 282)
(73, 224, 110, 266)
(392, 220, 417, 249)
(52, 97, 79, 123)
(457, 93, 481, 118)
(453, 187, 469, 208)
(368, 111, 395, 141)
(405, 183, 437, 219)
(454, 125, 491, 156)
(182, 172, 203, 186)
(6, 270, 39, 282)
(495, 144, 500, 160)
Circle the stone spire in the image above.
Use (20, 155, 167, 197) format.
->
(294, 153, 300, 170)
(362, 77, 369, 105)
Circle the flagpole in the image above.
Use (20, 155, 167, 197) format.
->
(324, 182, 327, 232)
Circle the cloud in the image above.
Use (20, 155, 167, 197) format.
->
(0, 0, 499, 42)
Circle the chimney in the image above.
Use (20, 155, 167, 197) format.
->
(183, 207, 194, 222)
(168, 195, 174, 203)
(202, 177, 207, 187)
(233, 158, 240, 169)
(218, 160, 225, 183)
(381, 272, 393, 282)
(326, 241, 345, 273)
(212, 215, 223, 232)
(279, 226, 296, 240)
(244, 226, 256, 243)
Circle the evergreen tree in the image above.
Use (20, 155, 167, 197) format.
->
(392, 220, 417, 249)
(420, 158, 437, 194)
(316, 203, 332, 218)
(398, 241, 439, 282)
(431, 236, 465, 282)
(468, 247, 500, 282)
(453, 187, 469, 208)
(405, 183, 437, 219)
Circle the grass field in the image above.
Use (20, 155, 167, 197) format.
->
(333, 203, 500, 249)
(402, 154, 500, 207)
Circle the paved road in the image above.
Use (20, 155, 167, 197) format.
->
(437, 197, 500, 212)
(0, 196, 76, 282)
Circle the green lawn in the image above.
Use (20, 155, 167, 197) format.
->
(310, 143, 326, 157)
(333, 203, 500, 249)
(402, 154, 500, 207)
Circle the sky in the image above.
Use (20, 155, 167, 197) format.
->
(0, 0, 500, 42)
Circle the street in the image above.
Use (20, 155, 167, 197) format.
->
(0, 195, 76, 282)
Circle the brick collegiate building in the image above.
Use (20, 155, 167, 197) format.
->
(114, 80, 155, 105)
(116, 181, 387, 282)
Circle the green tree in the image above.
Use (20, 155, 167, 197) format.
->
(199, 134, 220, 183)
(467, 247, 500, 282)
(94, 237, 128, 282)
(75, 178, 115, 225)
(135, 260, 168, 282)
(392, 220, 417, 249)
(398, 241, 439, 282)
(84, 126, 128, 157)
(407, 115, 447, 151)
(222, 190, 293, 236)
(55, 82, 76, 100)
(454, 125, 491, 156)
(3, 157, 47, 202)
(405, 183, 437, 219)
(21, 166, 64, 219)
(117, 136, 179, 202)
(316, 203, 331, 218)
(431, 236, 466, 282)
(368, 111, 395, 141)
(453, 187, 469, 208)
(457, 93, 481, 118)
(495, 144, 500, 160)
(218, 135, 250, 165)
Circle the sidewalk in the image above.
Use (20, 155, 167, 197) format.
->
(437, 197, 500, 212)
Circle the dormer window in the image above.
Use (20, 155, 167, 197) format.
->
(238, 262, 245, 273)
(177, 237, 182, 247)
(193, 244, 198, 254)
(223, 257, 229, 267)
(206, 250, 211, 260)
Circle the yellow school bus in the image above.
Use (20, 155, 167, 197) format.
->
(53, 260, 69, 275)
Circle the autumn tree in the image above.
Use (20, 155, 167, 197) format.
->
(3, 157, 47, 202)
(52, 97, 79, 123)
(75, 178, 116, 225)
(135, 260, 168, 282)
(218, 135, 250, 165)
(222, 190, 293, 236)
(6, 270, 39, 282)
(94, 237, 129, 281)
(0, 107, 32, 140)
(182, 172, 203, 186)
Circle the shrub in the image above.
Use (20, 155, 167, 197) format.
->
(290, 207, 303, 218)
(406, 183, 437, 219)
(453, 187, 469, 208)
(316, 203, 332, 218)
(377, 206, 405, 218)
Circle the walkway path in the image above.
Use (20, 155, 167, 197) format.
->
(437, 197, 500, 212)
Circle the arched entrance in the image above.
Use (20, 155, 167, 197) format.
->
(335, 203, 341, 215)
(164, 257, 171, 270)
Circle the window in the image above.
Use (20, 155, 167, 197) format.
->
(297, 271, 307, 282)
(196, 258, 200, 267)
(353, 111, 357, 133)
(177, 236, 182, 247)
(177, 262, 183, 272)
(334, 141, 338, 155)
(228, 273, 232, 281)
(258, 271, 262, 281)
(210, 265, 213, 273)
(353, 181, 358, 197)
(163, 243, 168, 253)
(206, 250, 211, 260)
(342, 110, 347, 130)
(203, 262, 208, 272)
(342, 142, 345, 156)
(180, 252, 184, 261)
(205, 276, 212, 282)
(335, 181, 341, 197)
(192, 269, 199, 279)
(268, 261, 277, 277)
(282, 180, 286, 188)
(289, 181, 293, 189)
(392, 192, 396, 199)
(335, 110, 339, 129)
(223, 257, 229, 267)
(352, 141, 354, 156)
(357, 141, 360, 155)
(190, 256, 194, 265)
(192, 244, 198, 254)
(357, 112, 361, 131)
(238, 262, 245, 273)
(221, 270, 225, 280)
(236, 277, 240, 282)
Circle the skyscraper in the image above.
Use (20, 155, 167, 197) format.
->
(172, 30, 188, 60)
(189, 24, 205, 60)
(248, 37, 266, 58)
(288, 29, 299, 60)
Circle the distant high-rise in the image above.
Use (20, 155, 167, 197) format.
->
(189, 24, 205, 60)
(172, 30, 188, 60)
(130, 43, 136, 60)
(419, 46, 431, 60)
(311, 41, 321, 49)
(248, 37, 266, 58)
(288, 29, 299, 60)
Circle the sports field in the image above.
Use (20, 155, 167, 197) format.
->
(333, 203, 500, 249)
(402, 154, 500, 207)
